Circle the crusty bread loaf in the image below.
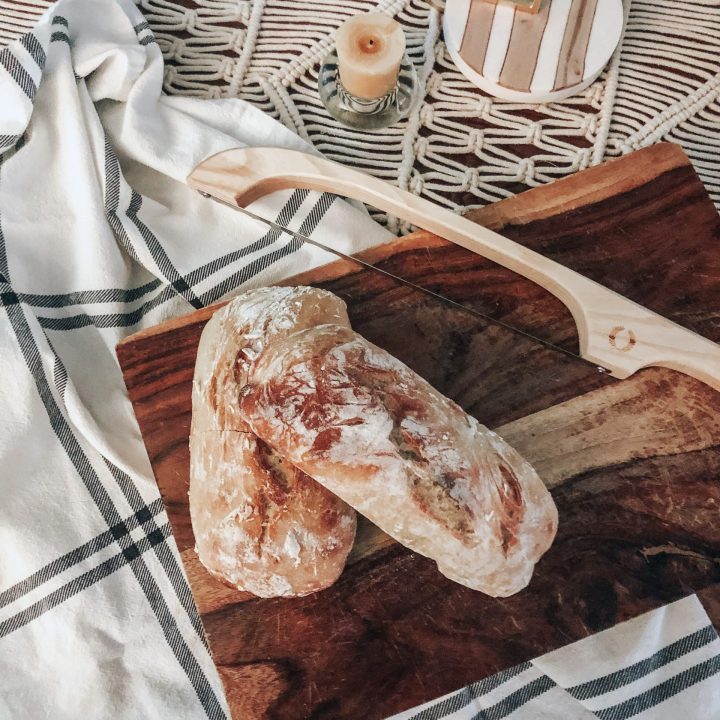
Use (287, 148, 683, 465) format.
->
(237, 287, 558, 597)
(189, 287, 357, 598)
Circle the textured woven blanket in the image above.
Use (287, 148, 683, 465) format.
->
(2, 0, 719, 229)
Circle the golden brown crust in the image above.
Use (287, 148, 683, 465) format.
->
(238, 295, 558, 597)
(189, 287, 357, 598)
(189, 429, 355, 597)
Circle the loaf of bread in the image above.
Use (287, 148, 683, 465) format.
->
(237, 287, 558, 597)
(189, 287, 357, 598)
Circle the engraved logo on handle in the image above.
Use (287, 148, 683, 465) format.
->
(609, 326, 637, 352)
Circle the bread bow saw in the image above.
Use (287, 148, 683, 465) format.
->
(188, 147, 720, 393)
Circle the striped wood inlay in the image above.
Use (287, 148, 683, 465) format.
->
(499, 1, 551, 92)
(456, 0, 611, 94)
(459, 0, 498, 74)
(554, 0, 599, 90)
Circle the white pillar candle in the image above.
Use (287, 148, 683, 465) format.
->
(335, 13, 406, 100)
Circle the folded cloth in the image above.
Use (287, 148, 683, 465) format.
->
(0, 1, 390, 718)
(388, 595, 720, 720)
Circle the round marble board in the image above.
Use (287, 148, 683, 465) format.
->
(443, 0, 624, 103)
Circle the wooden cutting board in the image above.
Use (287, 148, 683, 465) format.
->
(117, 143, 720, 720)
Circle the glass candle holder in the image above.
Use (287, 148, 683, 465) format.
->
(318, 47, 417, 131)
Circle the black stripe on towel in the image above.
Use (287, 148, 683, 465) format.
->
(19, 33, 46, 72)
(18, 279, 164, 308)
(37, 284, 178, 330)
(0, 166, 8, 281)
(126, 190, 202, 309)
(180, 193, 311, 287)
(0, 523, 174, 639)
(50, 16, 70, 45)
(569, 624, 718, 700)
(36, 191, 336, 329)
(133, 20, 156, 45)
(102, 137, 202, 310)
(51, 352, 68, 401)
(481, 675, 556, 720)
(0, 284, 227, 720)
(0, 46, 37, 100)
(0, 135, 22, 152)
(0, 499, 164, 609)
(199, 190, 337, 306)
(407, 662, 533, 720)
(594, 653, 720, 720)
(102, 459, 207, 643)
(103, 137, 142, 265)
(187, 188, 308, 288)
(50, 31, 70, 44)
(10, 188, 314, 312)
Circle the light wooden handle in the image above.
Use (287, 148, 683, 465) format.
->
(187, 147, 720, 392)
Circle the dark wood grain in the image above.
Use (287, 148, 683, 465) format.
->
(116, 143, 720, 720)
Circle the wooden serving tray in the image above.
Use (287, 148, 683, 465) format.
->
(117, 144, 720, 720)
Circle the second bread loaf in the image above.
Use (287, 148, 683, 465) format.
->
(237, 287, 558, 597)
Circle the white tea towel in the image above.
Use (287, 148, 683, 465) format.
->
(2, 2, 720, 719)
(0, 1, 390, 718)
(389, 595, 720, 720)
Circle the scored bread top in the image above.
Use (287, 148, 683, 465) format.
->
(189, 287, 357, 598)
(237, 289, 558, 597)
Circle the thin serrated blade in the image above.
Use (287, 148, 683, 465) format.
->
(199, 192, 609, 375)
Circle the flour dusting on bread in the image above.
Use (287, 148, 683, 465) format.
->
(236, 288, 558, 597)
(191, 286, 557, 598)
(189, 288, 357, 598)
